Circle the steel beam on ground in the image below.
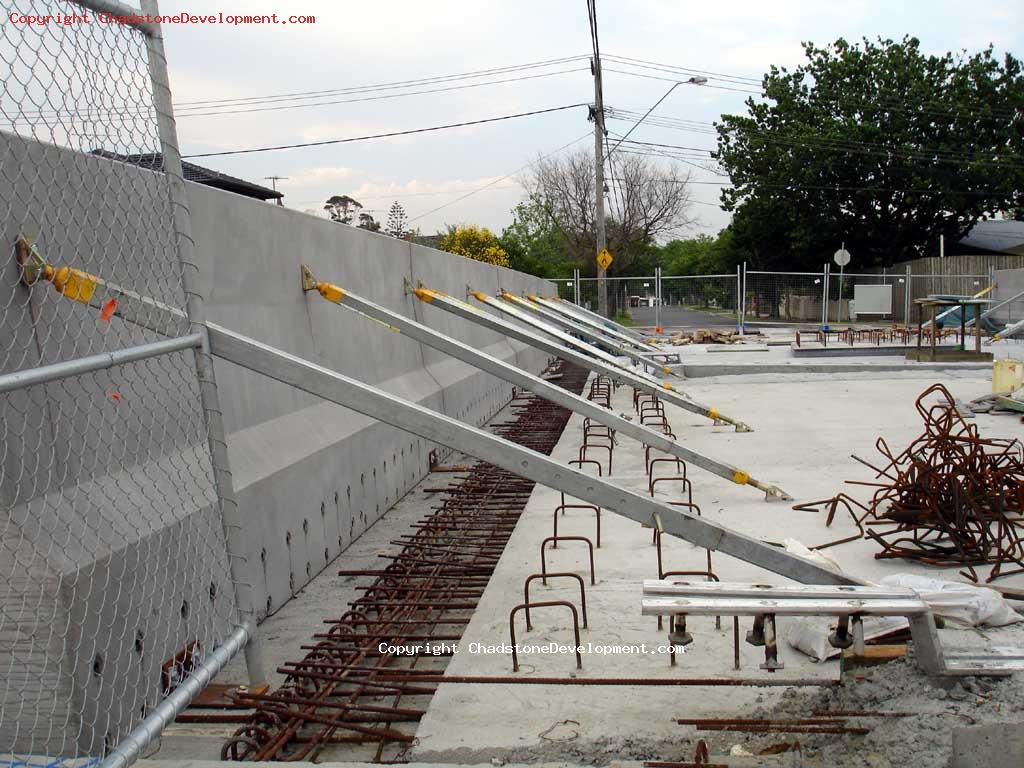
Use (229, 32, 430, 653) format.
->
(205, 321, 849, 586)
(415, 287, 753, 433)
(300, 267, 788, 500)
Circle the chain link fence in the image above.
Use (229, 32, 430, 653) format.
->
(2, 1, 245, 760)
(742, 270, 826, 324)
(554, 266, 1005, 331)
(659, 273, 739, 327)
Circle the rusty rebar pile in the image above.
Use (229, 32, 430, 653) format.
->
(220, 360, 589, 762)
(859, 383, 1024, 582)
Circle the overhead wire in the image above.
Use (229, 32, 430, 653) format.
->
(182, 104, 588, 158)
(405, 132, 592, 224)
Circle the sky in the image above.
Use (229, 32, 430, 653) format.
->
(159, 0, 1023, 239)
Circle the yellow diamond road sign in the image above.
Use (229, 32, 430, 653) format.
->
(596, 248, 613, 270)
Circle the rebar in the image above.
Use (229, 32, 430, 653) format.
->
(220, 360, 590, 762)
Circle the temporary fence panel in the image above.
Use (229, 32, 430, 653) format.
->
(555, 276, 577, 301)
(743, 270, 827, 324)
(1, 0, 253, 762)
(575, 276, 661, 322)
(827, 272, 905, 324)
(659, 274, 739, 327)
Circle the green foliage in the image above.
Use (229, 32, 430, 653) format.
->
(660, 231, 740, 275)
(612, 311, 634, 327)
(437, 224, 510, 267)
(385, 201, 409, 238)
(499, 200, 572, 278)
(715, 37, 1024, 270)
(357, 212, 380, 232)
(324, 194, 363, 224)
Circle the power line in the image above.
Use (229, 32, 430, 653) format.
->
(290, 184, 524, 206)
(603, 66, 762, 95)
(182, 104, 588, 159)
(602, 53, 762, 86)
(604, 55, 1022, 122)
(177, 55, 590, 107)
(9, 55, 591, 120)
(612, 134, 1024, 172)
(406, 132, 592, 224)
(174, 67, 589, 119)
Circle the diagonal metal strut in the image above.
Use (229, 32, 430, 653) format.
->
(300, 266, 789, 500)
(205, 321, 852, 586)
(414, 286, 753, 432)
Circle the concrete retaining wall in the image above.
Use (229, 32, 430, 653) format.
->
(0, 130, 552, 753)
(188, 185, 553, 618)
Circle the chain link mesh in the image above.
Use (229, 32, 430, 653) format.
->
(659, 274, 738, 327)
(2, 1, 238, 759)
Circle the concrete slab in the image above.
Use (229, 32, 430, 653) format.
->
(411, 370, 1024, 764)
(950, 722, 1024, 768)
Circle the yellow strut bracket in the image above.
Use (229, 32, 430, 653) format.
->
(15, 235, 99, 305)
(317, 283, 345, 304)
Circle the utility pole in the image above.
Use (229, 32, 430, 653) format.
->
(591, 58, 608, 317)
(264, 175, 288, 206)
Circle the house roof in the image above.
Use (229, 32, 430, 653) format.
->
(91, 151, 284, 202)
(957, 219, 1024, 255)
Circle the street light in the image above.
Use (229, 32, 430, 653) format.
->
(606, 76, 707, 158)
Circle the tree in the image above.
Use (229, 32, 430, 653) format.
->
(524, 148, 693, 276)
(357, 212, 381, 232)
(324, 194, 363, 224)
(437, 224, 510, 267)
(499, 198, 572, 278)
(660, 231, 739, 276)
(715, 37, 1024, 270)
(386, 201, 409, 238)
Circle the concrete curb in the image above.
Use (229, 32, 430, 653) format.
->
(676, 362, 993, 378)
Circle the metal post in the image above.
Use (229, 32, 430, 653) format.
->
(574, 268, 581, 305)
(655, 266, 662, 329)
(741, 261, 747, 331)
(142, 0, 265, 686)
(593, 58, 609, 318)
(837, 263, 844, 324)
(736, 264, 742, 334)
(905, 265, 912, 325)
(98, 623, 252, 768)
(821, 263, 829, 328)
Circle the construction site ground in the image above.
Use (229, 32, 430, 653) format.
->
(149, 351, 1024, 767)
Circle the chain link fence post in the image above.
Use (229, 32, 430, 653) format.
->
(140, 0, 266, 689)
(1, 0, 261, 761)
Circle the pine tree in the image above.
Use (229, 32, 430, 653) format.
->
(386, 201, 408, 239)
